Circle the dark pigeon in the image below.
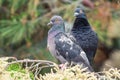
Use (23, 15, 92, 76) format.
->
(47, 15, 93, 71)
(71, 8, 98, 66)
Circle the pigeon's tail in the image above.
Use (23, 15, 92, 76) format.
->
(72, 56, 94, 72)
(85, 50, 97, 66)
(79, 51, 94, 72)
(80, 51, 90, 66)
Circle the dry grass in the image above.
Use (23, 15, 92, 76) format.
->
(0, 57, 120, 80)
(0, 57, 32, 80)
(40, 65, 97, 80)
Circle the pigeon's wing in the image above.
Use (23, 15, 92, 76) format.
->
(54, 32, 93, 71)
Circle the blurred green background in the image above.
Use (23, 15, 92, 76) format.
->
(0, 0, 120, 70)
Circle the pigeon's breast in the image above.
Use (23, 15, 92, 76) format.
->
(47, 31, 61, 57)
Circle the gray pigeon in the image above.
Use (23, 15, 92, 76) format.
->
(47, 15, 93, 71)
(71, 8, 98, 66)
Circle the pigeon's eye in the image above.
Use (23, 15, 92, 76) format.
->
(75, 8, 81, 13)
(55, 18, 59, 22)
(51, 20, 54, 23)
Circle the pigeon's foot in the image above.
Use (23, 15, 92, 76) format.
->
(59, 63, 68, 70)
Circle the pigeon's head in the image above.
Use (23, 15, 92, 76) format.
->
(47, 15, 64, 26)
(47, 15, 65, 33)
(74, 8, 84, 17)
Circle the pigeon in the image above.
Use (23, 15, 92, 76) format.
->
(47, 15, 93, 71)
(70, 8, 98, 66)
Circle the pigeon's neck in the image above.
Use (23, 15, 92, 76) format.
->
(72, 15, 91, 30)
(48, 23, 65, 34)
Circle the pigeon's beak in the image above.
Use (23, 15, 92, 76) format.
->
(47, 21, 53, 26)
(74, 12, 79, 17)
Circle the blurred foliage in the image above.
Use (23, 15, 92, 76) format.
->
(101, 50, 120, 70)
(0, 0, 120, 67)
(0, 0, 47, 46)
(88, 0, 120, 48)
